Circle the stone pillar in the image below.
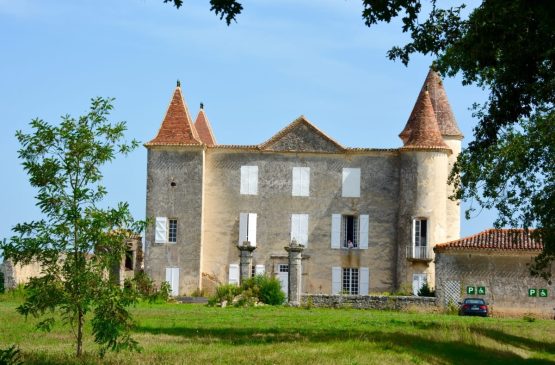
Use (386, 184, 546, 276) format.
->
(285, 240, 304, 306)
(237, 241, 256, 284)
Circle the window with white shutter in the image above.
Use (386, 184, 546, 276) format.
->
(229, 264, 240, 285)
(331, 214, 341, 249)
(342, 168, 361, 197)
(291, 214, 309, 247)
(165, 267, 180, 296)
(240, 166, 258, 195)
(359, 267, 369, 295)
(255, 264, 265, 276)
(359, 215, 369, 249)
(238, 213, 257, 246)
(292, 167, 310, 196)
(155, 217, 167, 244)
(332, 267, 341, 294)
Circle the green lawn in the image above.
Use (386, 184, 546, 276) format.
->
(1, 293, 554, 365)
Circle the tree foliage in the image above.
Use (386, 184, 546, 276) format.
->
(174, 0, 555, 276)
(0, 98, 144, 357)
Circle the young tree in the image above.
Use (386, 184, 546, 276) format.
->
(1, 97, 144, 357)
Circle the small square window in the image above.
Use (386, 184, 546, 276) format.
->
(278, 264, 289, 273)
(168, 219, 177, 243)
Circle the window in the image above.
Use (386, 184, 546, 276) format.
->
(342, 268, 359, 295)
(168, 219, 177, 243)
(342, 168, 360, 197)
(155, 217, 167, 243)
(342, 215, 358, 248)
(239, 213, 257, 246)
(125, 250, 134, 270)
(278, 264, 289, 273)
(229, 264, 240, 285)
(412, 218, 428, 259)
(165, 267, 180, 296)
(292, 167, 310, 196)
(331, 214, 369, 249)
(240, 165, 258, 195)
(291, 214, 309, 247)
(412, 274, 427, 296)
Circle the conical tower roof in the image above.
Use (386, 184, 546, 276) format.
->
(194, 104, 217, 146)
(146, 82, 201, 146)
(402, 90, 450, 150)
(400, 69, 463, 143)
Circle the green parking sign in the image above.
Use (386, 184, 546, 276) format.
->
(539, 289, 548, 297)
(477, 286, 486, 295)
(467, 286, 476, 295)
(528, 288, 537, 297)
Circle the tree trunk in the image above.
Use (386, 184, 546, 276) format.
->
(76, 307, 84, 357)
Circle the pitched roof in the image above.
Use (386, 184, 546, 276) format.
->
(194, 106, 217, 146)
(400, 69, 463, 142)
(401, 91, 450, 150)
(259, 115, 345, 153)
(434, 229, 542, 253)
(146, 85, 201, 146)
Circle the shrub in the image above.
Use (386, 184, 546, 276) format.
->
(417, 283, 435, 297)
(126, 270, 171, 303)
(256, 276, 285, 305)
(209, 275, 285, 307)
(0, 345, 23, 365)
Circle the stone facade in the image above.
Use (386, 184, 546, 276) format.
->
(1, 260, 42, 290)
(144, 70, 463, 297)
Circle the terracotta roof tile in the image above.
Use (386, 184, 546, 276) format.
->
(434, 229, 542, 252)
(146, 85, 201, 146)
(401, 91, 450, 150)
(400, 69, 463, 142)
(194, 107, 217, 146)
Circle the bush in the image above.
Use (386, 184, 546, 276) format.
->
(209, 275, 285, 307)
(417, 283, 435, 297)
(0, 345, 23, 365)
(125, 270, 171, 303)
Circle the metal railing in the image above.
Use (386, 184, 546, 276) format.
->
(406, 246, 431, 260)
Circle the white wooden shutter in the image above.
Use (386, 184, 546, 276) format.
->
(240, 166, 249, 195)
(249, 166, 258, 195)
(359, 267, 369, 295)
(238, 213, 248, 245)
(359, 215, 369, 249)
(292, 167, 301, 196)
(291, 214, 300, 243)
(342, 168, 361, 197)
(331, 214, 341, 249)
(165, 268, 179, 296)
(229, 264, 240, 285)
(248, 213, 257, 246)
(332, 267, 341, 294)
(301, 167, 310, 196)
(155, 217, 167, 243)
(293, 167, 310, 196)
(300, 214, 309, 247)
(255, 264, 265, 275)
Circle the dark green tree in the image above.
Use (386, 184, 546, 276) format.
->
(1, 98, 144, 357)
(166, 0, 555, 277)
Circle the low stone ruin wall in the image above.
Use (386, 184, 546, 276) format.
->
(301, 294, 437, 310)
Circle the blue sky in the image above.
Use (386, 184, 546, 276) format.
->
(0, 0, 494, 251)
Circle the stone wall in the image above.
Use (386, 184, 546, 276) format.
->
(301, 294, 436, 310)
(1, 260, 43, 289)
(436, 251, 555, 316)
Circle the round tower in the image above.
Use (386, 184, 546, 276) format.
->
(397, 86, 452, 293)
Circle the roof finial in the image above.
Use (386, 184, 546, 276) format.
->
(176, 79, 181, 87)
(200, 102, 204, 109)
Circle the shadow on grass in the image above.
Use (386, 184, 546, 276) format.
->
(470, 326, 555, 355)
(132, 325, 554, 365)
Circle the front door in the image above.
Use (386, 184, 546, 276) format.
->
(165, 267, 180, 297)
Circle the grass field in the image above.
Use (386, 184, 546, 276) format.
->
(1, 293, 554, 365)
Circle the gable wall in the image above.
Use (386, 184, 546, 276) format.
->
(201, 149, 401, 294)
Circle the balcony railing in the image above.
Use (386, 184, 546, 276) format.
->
(406, 246, 432, 261)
